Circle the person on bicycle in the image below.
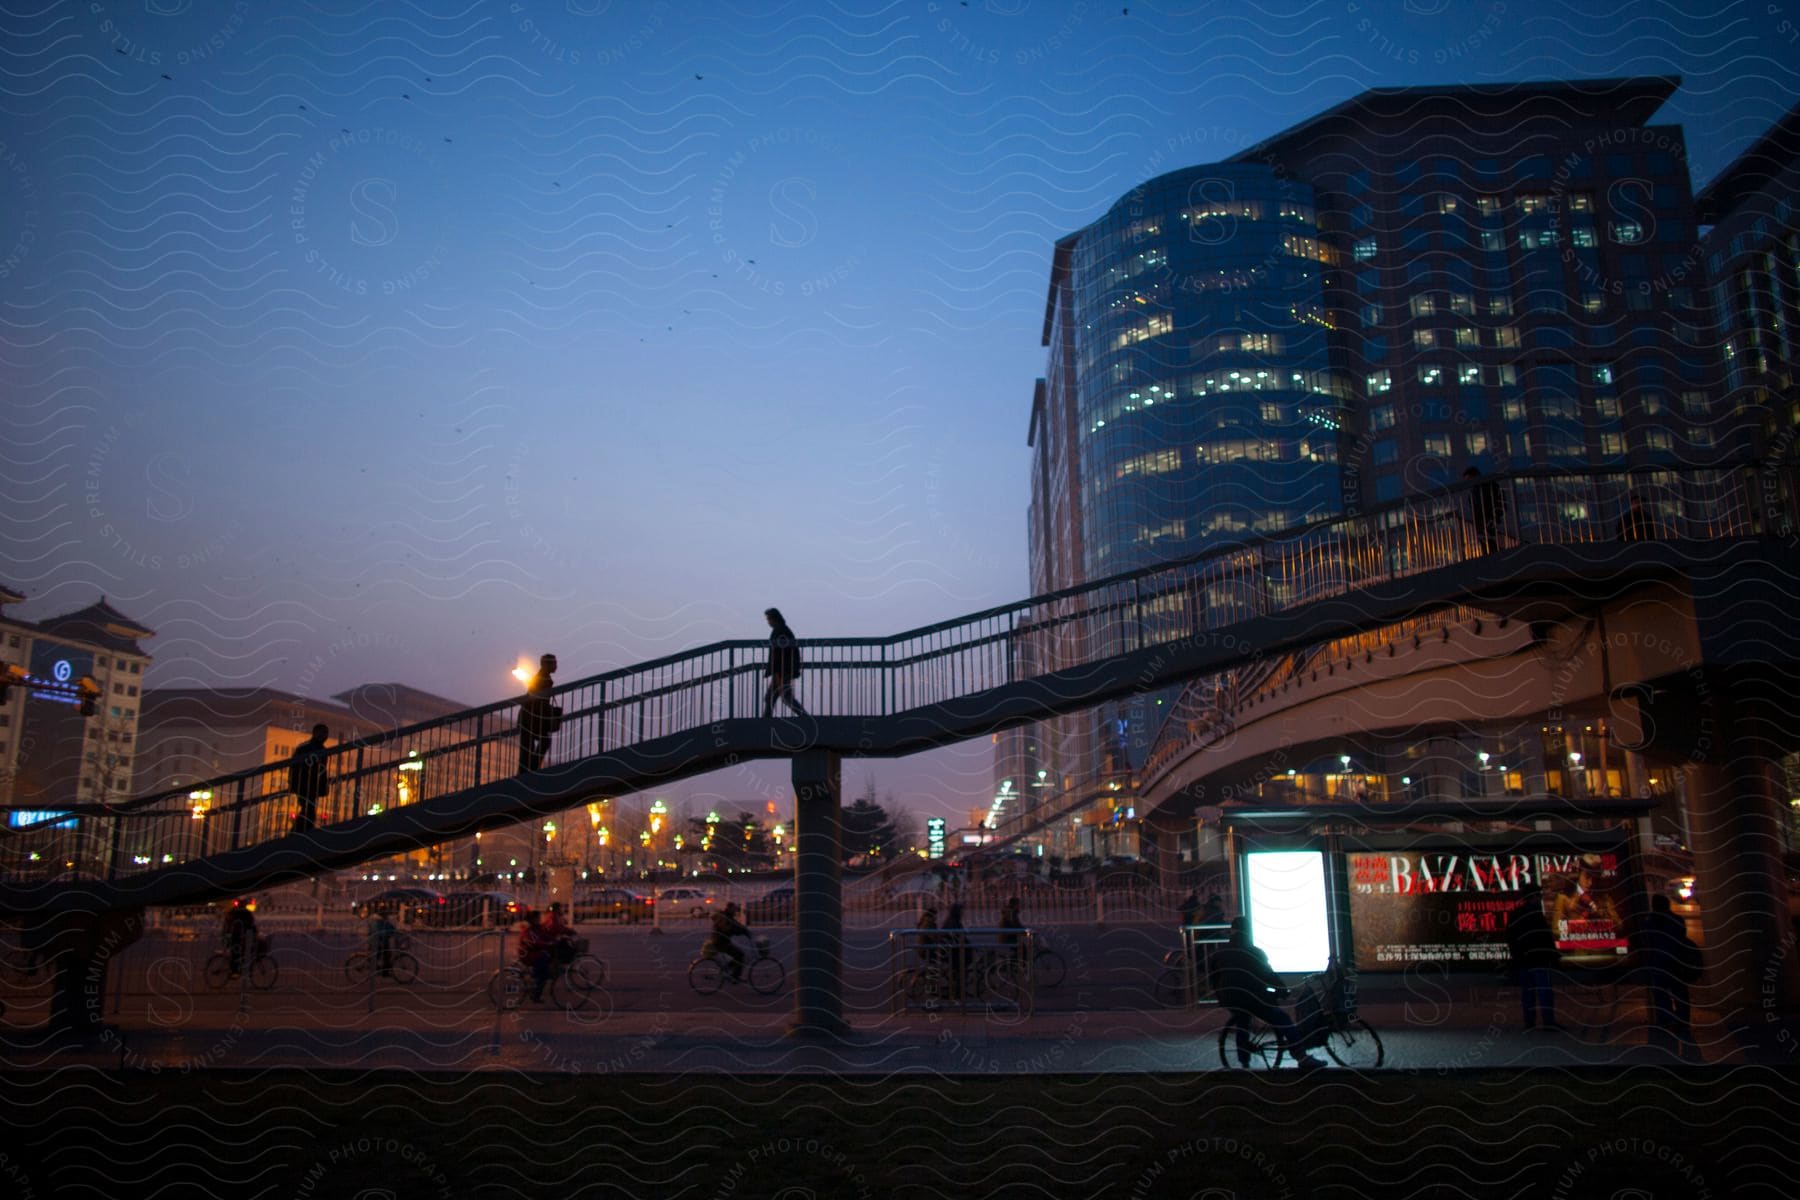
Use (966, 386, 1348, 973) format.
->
(707, 902, 752, 982)
(1210, 918, 1326, 1069)
(999, 896, 1026, 963)
(369, 912, 398, 978)
(942, 902, 969, 998)
(221, 897, 257, 977)
(544, 901, 578, 965)
(517, 909, 556, 1002)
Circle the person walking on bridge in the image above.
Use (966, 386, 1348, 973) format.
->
(287, 724, 331, 834)
(517, 653, 562, 776)
(762, 608, 808, 718)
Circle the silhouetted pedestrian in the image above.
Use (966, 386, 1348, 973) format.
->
(1200, 893, 1226, 924)
(943, 901, 968, 997)
(762, 608, 808, 718)
(287, 723, 330, 834)
(1463, 466, 1506, 554)
(1640, 894, 1700, 1058)
(517, 653, 561, 775)
(1505, 884, 1560, 1031)
(1179, 889, 1201, 928)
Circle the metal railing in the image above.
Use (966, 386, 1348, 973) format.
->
(6, 463, 1792, 887)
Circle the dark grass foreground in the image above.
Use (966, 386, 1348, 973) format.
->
(2, 1066, 1789, 1199)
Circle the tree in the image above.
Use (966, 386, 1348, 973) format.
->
(842, 776, 907, 864)
(688, 810, 773, 871)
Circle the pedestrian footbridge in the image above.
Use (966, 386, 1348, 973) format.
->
(6, 464, 1799, 1033)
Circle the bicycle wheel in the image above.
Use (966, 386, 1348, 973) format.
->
(388, 953, 420, 985)
(488, 967, 526, 1011)
(344, 953, 371, 986)
(1154, 965, 1188, 1008)
(747, 956, 785, 995)
(550, 971, 604, 1022)
(1218, 1019, 1283, 1069)
(688, 957, 724, 995)
(566, 954, 606, 991)
(204, 954, 232, 991)
(1033, 948, 1066, 989)
(1323, 1019, 1384, 1069)
(250, 955, 278, 991)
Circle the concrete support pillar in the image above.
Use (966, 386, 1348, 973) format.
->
(789, 750, 848, 1037)
(1683, 710, 1800, 1026)
(30, 906, 145, 1038)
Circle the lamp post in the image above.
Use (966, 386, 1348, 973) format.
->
(648, 799, 667, 935)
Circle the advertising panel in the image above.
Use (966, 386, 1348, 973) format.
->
(26, 642, 93, 703)
(1347, 847, 1629, 970)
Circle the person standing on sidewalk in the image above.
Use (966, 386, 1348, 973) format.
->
(1505, 885, 1561, 1031)
(1640, 893, 1700, 1058)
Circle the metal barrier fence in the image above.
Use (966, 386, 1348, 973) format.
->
(9, 463, 1790, 887)
(886, 926, 1037, 1018)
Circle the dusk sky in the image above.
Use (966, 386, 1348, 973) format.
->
(3, 0, 1797, 824)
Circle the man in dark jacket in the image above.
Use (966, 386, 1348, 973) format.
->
(1504, 885, 1560, 1030)
(517, 653, 560, 775)
(708, 902, 753, 981)
(762, 608, 808, 718)
(1640, 893, 1699, 1058)
(287, 724, 330, 834)
(1209, 918, 1326, 1068)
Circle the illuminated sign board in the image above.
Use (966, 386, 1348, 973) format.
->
(27, 644, 93, 704)
(1347, 848, 1628, 970)
(926, 817, 946, 860)
(8, 810, 77, 830)
(1244, 851, 1331, 974)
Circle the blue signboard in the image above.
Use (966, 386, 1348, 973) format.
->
(8, 810, 77, 830)
(26, 643, 92, 703)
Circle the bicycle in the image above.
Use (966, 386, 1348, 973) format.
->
(345, 935, 420, 986)
(1216, 960, 1384, 1069)
(1, 945, 46, 985)
(1029, 942, 1066, 989)
(205, 935, 278, 991)
(898, 947, 1033, 1020)
(488, 957, 603, 1021)
(688, 935, 784, 995)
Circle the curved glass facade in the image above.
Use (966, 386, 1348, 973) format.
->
(1072, 163, 1343, 582)
(1068, 164, 1345, 770)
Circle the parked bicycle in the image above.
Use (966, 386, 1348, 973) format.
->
(205, 934, 278, 991)
(898, 947, 1033, 1020)
(689, 935, 784, 995)
(345, 935, 420, 985)
(1217, 958, 1384, 1069)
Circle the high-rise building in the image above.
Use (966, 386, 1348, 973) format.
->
(0, 589, 154, 813)
(1005, 76, 1753, 851)
(1696, 100, 1800, 479)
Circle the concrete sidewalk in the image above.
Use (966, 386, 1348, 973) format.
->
(0, 1000, 1735, 1075)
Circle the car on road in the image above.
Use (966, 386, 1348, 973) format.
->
(655, 887, 717, 918)
(575, 887, 654, 923)
(352, 886, 447, 925)
(745, 885, 794, 923)
(441, 891, 522, 928)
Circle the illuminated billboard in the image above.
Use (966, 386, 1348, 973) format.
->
(1347, 847, 1628, 970)
(27, 643, 93, 703)
(1244, 850, 1331, 974)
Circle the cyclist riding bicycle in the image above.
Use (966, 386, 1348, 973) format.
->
(706, 902, 753, 982)
(999, 897, 1025, 963)
(368, 912, 398, 977)
(517, 910, 557, 1003)
(543, 901, 579, 965)
(1210, 917, 1327, 1069)
(221, 897, 258, 976)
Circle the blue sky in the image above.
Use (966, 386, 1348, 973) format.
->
(2, 0, 1796, 822)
